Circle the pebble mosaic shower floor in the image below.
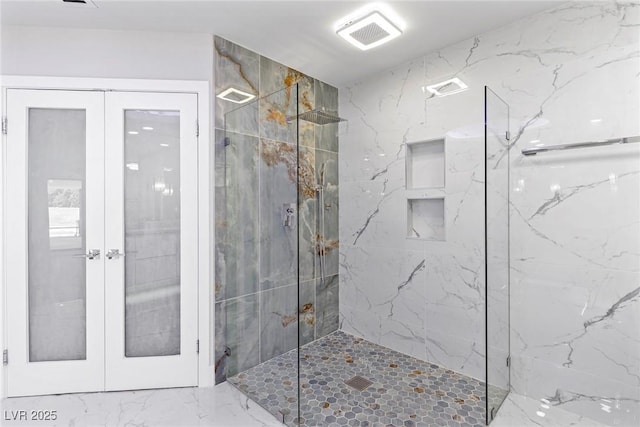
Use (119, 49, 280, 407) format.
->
(228, 330, 496, 427)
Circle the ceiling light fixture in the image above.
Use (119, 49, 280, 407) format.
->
(423, 78, 469, 97)
(336, 5, 404, 51)
(217, 87, 256, 104)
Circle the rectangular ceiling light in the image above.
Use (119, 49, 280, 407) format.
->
(422, 78, 469, 97)
(337, 11, 402, 51)
(216, 87, 256, 104)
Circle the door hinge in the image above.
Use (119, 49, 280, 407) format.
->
(506, 355, 511, 367)
(2, 117, 7, 135)
(3, 349, 8, 365)
(505, 130, 511, 141)
(196, 121, 199, 138)
(196, 339, 200, 354)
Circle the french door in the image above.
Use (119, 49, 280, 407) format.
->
(5, 89, 199, 397)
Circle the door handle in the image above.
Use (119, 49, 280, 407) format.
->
(106, 249, 125, 259)
(72, 249, 101, 260)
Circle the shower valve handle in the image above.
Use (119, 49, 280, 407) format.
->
(282, 203, 296, 227)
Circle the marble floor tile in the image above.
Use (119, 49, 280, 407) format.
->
(492, 392, 607, 427)
(0, 382, 284, 427)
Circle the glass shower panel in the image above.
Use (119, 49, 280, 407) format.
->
(123, 109, 181, 358)
(28, 108, 87, 362)
(222, 85, 300, 425)
(485, 86, 511, 423)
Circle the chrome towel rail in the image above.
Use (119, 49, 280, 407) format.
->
(522, 136, 640, 156)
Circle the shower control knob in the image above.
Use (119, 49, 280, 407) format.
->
(282, 203, 296, 228)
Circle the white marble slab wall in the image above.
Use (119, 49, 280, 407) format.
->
(338, 1, 639, 425)
(213, 36, 340, 384)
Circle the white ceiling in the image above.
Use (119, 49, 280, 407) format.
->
(0, 0, 563, 86)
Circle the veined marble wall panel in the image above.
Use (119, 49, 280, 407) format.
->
(314, 81, 339, 152)
(259, 283, 297, 362)
(215, 130, 259, 301)
(340, 244, 427, 361)
(258, 138, 299, 291)
(214, 36, 340, 384)
(316, 274, 339, 338)
(259, 56, 315, 146)
(339, 1, 639, 424)
(214, 296, 260, 384)
(510, 145, 639, 425)
(214, 37, 259, 133)
(339, 57, 488, 384)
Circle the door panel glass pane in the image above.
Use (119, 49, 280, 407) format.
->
(124, 110, 181, 358)
(485, 86, 510, 423)
(28, 108, 87, 362)
(220, 86, 300, 425)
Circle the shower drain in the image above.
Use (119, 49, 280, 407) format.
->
(344, 375, 373, 391)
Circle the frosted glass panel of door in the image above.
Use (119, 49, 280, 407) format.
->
(5, 90, 105, 397)
(123, 109, 181, 358)
(29, 110, 87, 362)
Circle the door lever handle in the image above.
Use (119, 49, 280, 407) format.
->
(106, 249, 125, 259)
(72, 249, 101, 260)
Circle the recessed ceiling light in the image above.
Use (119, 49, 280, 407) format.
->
(142, 126, 154, 131)
(217, 87, 256, 104)
(127, 131, 139, 135)
(160, 143, 169, 147)
(336, 8, 403, 51)
(125, 163, 139, 171)
(422, 78, 469, 97)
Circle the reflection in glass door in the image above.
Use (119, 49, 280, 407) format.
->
(485, 86, 511, 423)
(123, 109, 182, 358)
(5, 90, 106, 396)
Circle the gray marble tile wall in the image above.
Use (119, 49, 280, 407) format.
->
(213, 36, 339, 384)
(338, 2, 639, 425)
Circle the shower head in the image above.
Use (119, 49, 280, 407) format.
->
(296, 108, 346, 125)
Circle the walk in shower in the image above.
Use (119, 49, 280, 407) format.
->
(216, 80, 511, 426)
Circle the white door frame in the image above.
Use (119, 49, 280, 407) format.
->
(0, 76, 213, 397)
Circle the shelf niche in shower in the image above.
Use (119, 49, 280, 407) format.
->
(405, 138, 445, 190)
(407, 197, 445, 241)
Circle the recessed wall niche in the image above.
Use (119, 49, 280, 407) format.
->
(405, 138, 446, 241)
(407, 198, 445, 241)
(405, 139, 445, 189)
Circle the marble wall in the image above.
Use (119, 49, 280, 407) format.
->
(338, 1, 639, 425)
(213, 36, 340, 384)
